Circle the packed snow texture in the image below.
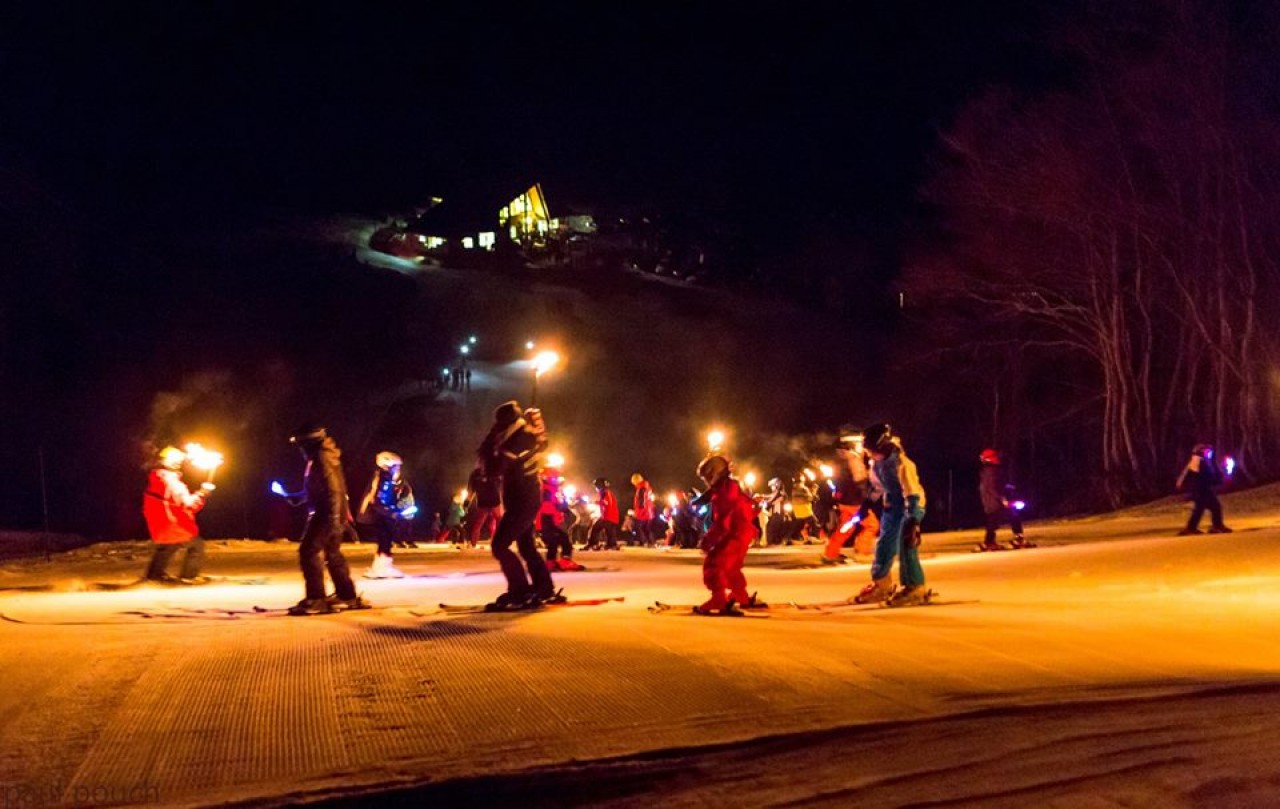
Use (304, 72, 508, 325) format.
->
(0, 488, 1278, 807)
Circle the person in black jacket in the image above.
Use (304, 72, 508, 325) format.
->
(464, 460, 503, 547)
(1176, 443, 1232, 535)
(977, 448, 1031, 550)
(283, 426, 370, 615)
(477, 402, 561, 610)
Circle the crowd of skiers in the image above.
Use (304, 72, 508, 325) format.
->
(140, 407, 1234, 615)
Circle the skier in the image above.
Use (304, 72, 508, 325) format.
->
(283, 425, 370, 615)
(850, 423, 929, 606)
(540, 467, 583, 571)
(694, 454, 763, 614)
(763, 477, 789, 546)
(437, 493, 466, 543)
(356, 451, 415, 578)
(477, 401, 561, 610)
(585, 478, 621, 550)
(977, 448, 1031, 550)
(568, 493, 594, 548)
(630, 473, 656, 546)
(141, 446, 213, 583)
(464, 460, 503, 546)
(670, 490, 701, 549)
(1176, 443, 1232, 535)
(789, 474, 818, 543)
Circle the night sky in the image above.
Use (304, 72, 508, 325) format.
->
(2, 2, 1056, 234)
(0, 2, 1075, 536)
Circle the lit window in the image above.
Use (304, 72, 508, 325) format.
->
(462, 237, 474, 249)
(510, 226, 519, 240)
(478, 232, 495, 250)
(537, 220, 548, 234)
(426, 236, 445, 249)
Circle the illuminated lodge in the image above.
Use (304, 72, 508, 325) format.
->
(410, 181, 570, 253)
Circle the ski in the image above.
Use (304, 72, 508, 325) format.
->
(90, 576, 269, 591)
(648, 601, 771, 618)
(423, 596, 626, 616)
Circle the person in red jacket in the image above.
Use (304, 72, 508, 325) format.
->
(586, 478, 621, 550)
(630, 473, 656, 546)
(142, 446, 212, 583)
(695, 454, 764, 615)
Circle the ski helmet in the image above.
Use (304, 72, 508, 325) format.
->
(158, 446, 186, 470)
(980, 448, 1000, 465)
(593, 477, 611, 489)
(375, 451, 403, 471)
(696, 454, 730, 487)
(289, 424, 327, 446)
(862, 423, 895, 454)
(630, 473, 645, 486)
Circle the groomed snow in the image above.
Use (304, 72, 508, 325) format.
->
(1, 488, 1278, 807)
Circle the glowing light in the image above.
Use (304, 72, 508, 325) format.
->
(1225, 456, 1236, 476)
(744, 471, 758, 488)
(457, 488, 469, 502)
(783, 502, 794, 514)
(803, 468, 817, 482)
(183, 443, 224, 472)
(525, 340, 535, 350)
(706, 430, 725, 452)
(840, 514, 862, 532)
(442, 368, 449, 376)
(468, 335, 478, 344)
(667, 492, 678, 508)
(533, 350, 560, 376)
(401, 505, 419, 518)
(563, 484, 577, 499)
(1012, 500, 1027, 511)
(546, 452, 565, 469)
(460, 345, 470, 355)
(270, 481, 286, 496)
(819, 464, 834, 479)
(827, 480, 837, 491)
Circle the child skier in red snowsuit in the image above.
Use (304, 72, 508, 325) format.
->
(695, 454, 764, 614)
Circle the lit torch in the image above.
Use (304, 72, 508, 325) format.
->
(1225, 456, 1236, 478)
(819, 464, 834, 479)
(706, 429, 725, 452)
(184, 443, 224, 488)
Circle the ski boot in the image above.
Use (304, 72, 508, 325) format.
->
(849, 578, 894, 605)
(885, 585, 932, 608)
(533, 588, 568, 606)
(693, 597, 731, 616)
(973, 541, 1006, 552)
(288, 597, 331, 616)
(326, 593, 373, 612)
(738, 592, 769, 610)
(820, 554, 849, 566)
(1207, 525, 1234, 534)
(484, 592, 534, 613)
(364, 553, 405, 579)
(1177, 527, 1203, 536)
(558, 558, 586, 571)
(1009, 535, 1037, 549)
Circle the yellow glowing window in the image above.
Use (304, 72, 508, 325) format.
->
(462, 237, 475, 249)
(478, 232, 496, 249)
